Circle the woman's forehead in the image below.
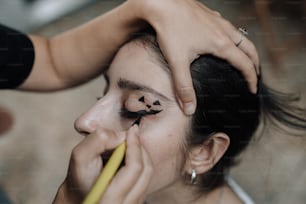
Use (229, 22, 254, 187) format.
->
(111, 39, 169, 74)
(107, 42, 175, 100)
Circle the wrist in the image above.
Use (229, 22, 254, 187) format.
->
(126, 0, 159, 20)
(53, 182, 82, 204)
(126, 0, 169, 34)
(105, 1, 147, 40)
(90, 1, 147, 52)
(120, 2, 149, 34)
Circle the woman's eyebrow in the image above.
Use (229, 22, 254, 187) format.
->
(118, 78, 171, 101)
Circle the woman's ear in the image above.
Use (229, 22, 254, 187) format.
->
(184, 132, 230, 175)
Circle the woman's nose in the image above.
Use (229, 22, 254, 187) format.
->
(74, 112, 98, 136)
(74, 99, 119, 136)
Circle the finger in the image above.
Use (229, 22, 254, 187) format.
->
(156, 30, 197, 115)
(167, 56, 197, 115)
(235, 35, 260, 74)
(221, 21, 260, 71)
(100, 125, 142, 203)
(213, 41, 258, 94)
(194, 0, 221, 17)
(67, 129, 125, 196)
(124, 145, 153, 203)
(73, 128, 125, 163)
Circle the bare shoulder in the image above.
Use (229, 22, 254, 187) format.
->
(219, 184, 244, 204)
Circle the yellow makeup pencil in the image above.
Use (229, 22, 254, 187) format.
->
(83, 142, 126, 204)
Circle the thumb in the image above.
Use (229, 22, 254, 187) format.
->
(169, 58, 196, 115)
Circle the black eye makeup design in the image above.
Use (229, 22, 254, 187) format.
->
(120, 96, 163, 126)
(120, 108, 162, 125)
(153, 100, 161, 106)
(138, 96, 145, 103)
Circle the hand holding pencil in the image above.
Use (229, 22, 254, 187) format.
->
(53, 125, 153, 204)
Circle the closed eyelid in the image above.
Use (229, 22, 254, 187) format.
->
(103, 73, 175, 104)
(117, 78, 173, 102)
(124, 94, 166, 113)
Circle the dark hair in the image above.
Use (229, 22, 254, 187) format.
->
(129, 33, 306, 192)
(189, 56, 260, 191)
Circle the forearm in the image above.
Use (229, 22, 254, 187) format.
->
(20, 2, 146, 91)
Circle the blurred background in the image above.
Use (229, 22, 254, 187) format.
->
(0, 0, 306, 203)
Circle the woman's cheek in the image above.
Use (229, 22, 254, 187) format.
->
(139, 122, 179, 160)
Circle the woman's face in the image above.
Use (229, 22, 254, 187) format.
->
(75, 41, 190, 194)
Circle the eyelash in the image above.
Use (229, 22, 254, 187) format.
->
(96, 98, 162, 123)
(119, 107, 139, 119)
(120, 106, 162, 120)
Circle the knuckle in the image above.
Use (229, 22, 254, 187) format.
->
(146, 163, 154, 175)
(220, 18, 235, 31)
(177, 85, 193, 93)
(177, 86, 195, 102)
(223, 20, 234, 29)
(131, 161, 144, 174)
(169, 56, 189, 69)
(246, 59, 255, 70)
(214, 11, 222, 17)
(95, 129, 109, 143)
(71, 147, 84, 165)
(249, 43, 259, 61)
(249, 42, 257, 52)
(215, 36, 232, 51)
(244, 63, 256, 79)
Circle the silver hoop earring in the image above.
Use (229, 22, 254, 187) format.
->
(190, 169, 197, 185)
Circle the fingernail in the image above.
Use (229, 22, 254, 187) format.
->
(117, 131, 126, 142)
(184, 102, 196, 115)
(131, 124, 139, 132)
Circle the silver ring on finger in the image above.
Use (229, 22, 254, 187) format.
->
(235, 27, 248, 47)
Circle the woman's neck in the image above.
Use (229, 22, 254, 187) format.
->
(145, 180, 242, 204)
(145, 180, 224, 204)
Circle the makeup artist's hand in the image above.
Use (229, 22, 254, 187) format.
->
(100, 125, 153, 204)
(53, 125, 153, 204)
(130, 0, 259, 115)
(53, 128, 125, 203)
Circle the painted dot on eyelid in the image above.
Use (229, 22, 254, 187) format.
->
(138, 96, 145, 103)
(153, 100, 161, 106)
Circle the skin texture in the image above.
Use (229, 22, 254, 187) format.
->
(54, 40, 242, 204)
(0, 106, 13, 135)
(19, 0, 259, 115)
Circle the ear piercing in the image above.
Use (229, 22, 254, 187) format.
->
(190, 169, 197, 185)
